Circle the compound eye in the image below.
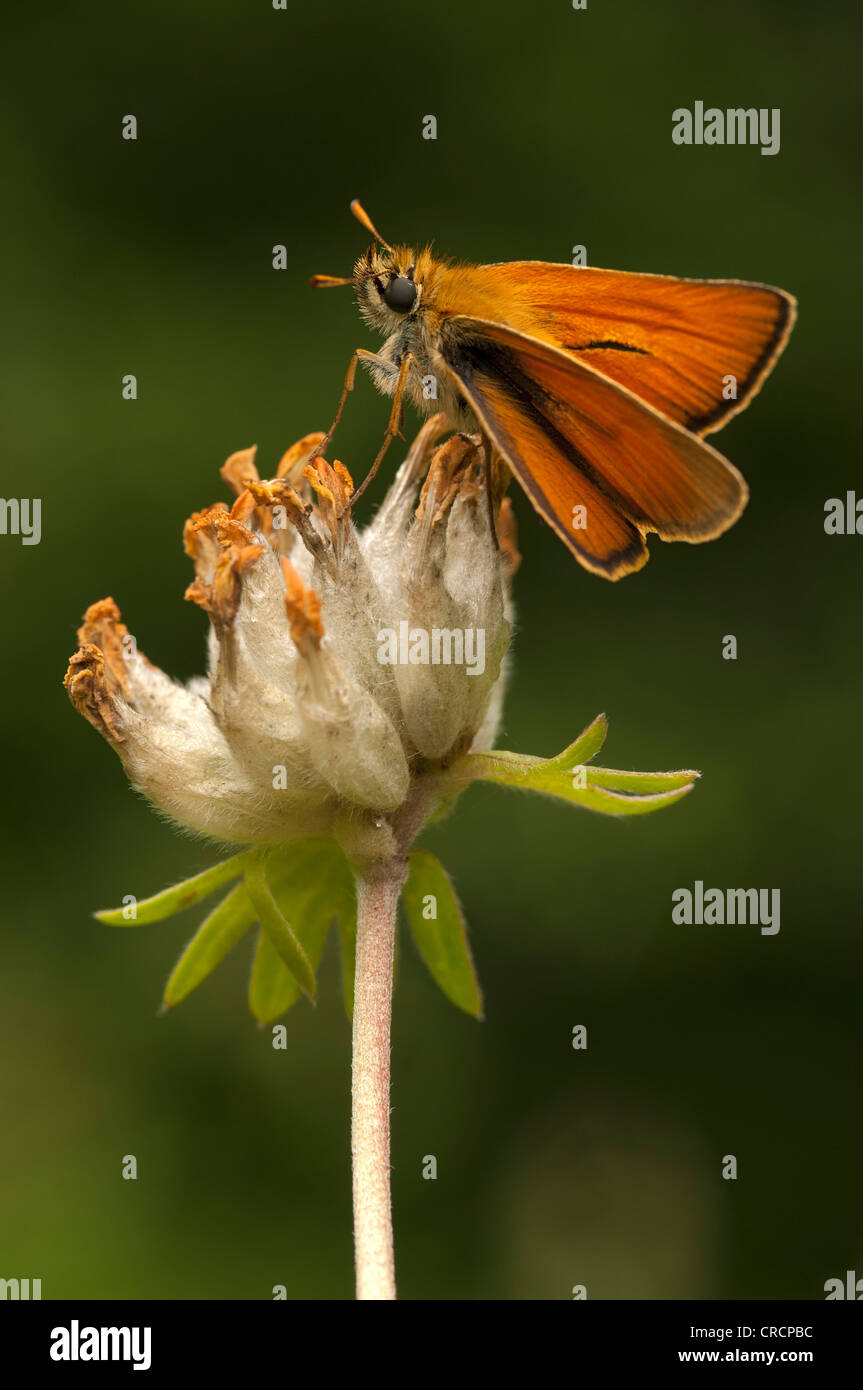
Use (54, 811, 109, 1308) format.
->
(381, 275, 417, 314)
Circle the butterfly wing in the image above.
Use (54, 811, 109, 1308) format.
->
(440, 316, 749, 579)
(460, 262, 795, 435)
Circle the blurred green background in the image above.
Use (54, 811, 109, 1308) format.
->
(2, 0, 861, 1300)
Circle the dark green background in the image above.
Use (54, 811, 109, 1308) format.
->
(2, 0, 860, 1299)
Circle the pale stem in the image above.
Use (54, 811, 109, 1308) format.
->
(351, 863, 405, 1300)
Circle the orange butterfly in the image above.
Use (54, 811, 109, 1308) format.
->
(311, 201, 796, 580)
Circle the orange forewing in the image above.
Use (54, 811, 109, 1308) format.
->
(443, 318, 749, 579)
(436, 261, 796, 436)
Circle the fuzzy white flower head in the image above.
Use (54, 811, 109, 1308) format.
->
(65, 417, 519, 863)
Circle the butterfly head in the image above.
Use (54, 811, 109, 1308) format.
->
(352, 243, 422, 331)
(309, 200, 426, 333)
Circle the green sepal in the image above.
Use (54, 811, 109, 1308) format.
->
(244, 857, 317, 1001)
(338, 911, 358, 1023)
(102, 837, 359, 1021)
(162, 881, 257, 1010)
(248, 839, 355, 1024)
(402, 851, 483, 1018)
(95, 854, 246, 926)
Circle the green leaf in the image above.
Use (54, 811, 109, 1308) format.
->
(338, 910, 358, 1022)
(244, 859, 317, 1001)
(163, 882, 257, 1010)
(547, 712, 608, 769)
(474, 757, 695, 814)
(248, 839, 354, 1024)
(453, 713, 698, 817)
(587, 767, 698, 793)
(248, 928, 302, 1025)
(402, 851, 482, 1018)
(542, 779, 696, 815)
(96, 854, 246, 926)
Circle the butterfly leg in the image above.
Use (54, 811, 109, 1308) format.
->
(308, 347, 394, 466)
(477, 432, 513, 548)
(340, 351, 420, 515)
(472, 434, 498, 547)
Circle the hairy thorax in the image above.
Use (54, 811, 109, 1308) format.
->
(365, 315, 477, 429)
(353, 244, 481, 431)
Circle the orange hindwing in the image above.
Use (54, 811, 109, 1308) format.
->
(441, 316, 751, 579)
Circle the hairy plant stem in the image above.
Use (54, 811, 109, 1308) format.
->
(350, 787, 434, 1300)
(351, 863, 404, 1300)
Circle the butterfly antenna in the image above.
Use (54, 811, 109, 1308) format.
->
(350, 200, 394, 253)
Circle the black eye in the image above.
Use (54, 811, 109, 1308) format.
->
(381, 275, 417, 314)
